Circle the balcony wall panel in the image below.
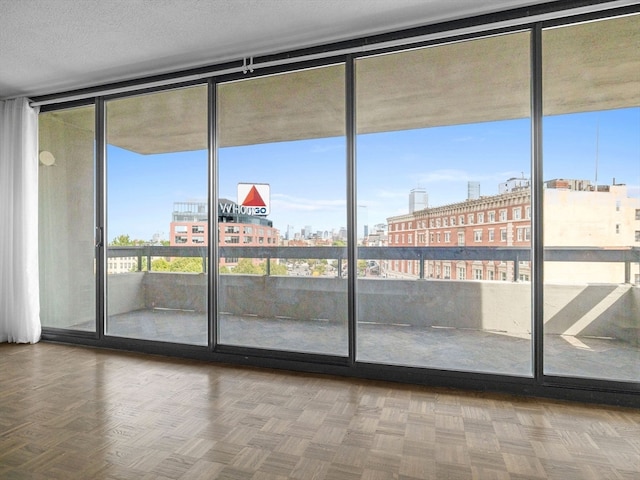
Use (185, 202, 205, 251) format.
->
(108, 273, 638, 345)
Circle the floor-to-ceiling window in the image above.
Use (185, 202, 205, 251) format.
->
(39, 105, 96, 332)
(355, 32, 533, 375)
(36, 6, 640, 404)
(542, 14, 640, 382)
(105, 85, 209, 344)
(216, 64, 348, 356)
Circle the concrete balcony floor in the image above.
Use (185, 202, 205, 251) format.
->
(96, 309, 639, 383)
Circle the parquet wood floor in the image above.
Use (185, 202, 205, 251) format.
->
(0, 343, 638, 479)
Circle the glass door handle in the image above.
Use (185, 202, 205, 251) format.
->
(95, 227, 103, 248)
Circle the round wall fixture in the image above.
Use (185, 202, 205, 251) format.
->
(39, 151, 55, 166)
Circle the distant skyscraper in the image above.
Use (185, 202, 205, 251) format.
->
(468, 181, 480, 200)
(304, 225, 312, 239)
(409, 188, 428, 213)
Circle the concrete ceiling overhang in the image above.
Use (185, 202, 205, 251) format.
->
(46, 13, 639, 155)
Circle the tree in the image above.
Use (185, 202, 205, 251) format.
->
(110, 234, 147, 246)
(357, 259, 367, 276)
(110, 234, 133, 246)
(151, 258, 171, 271)
(170, 257, 204, 273)
(232, 258, 262, 275)
(312, 263, 326, 276)
(259, 260, 288, 276)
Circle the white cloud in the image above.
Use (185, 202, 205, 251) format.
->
(271, 193, 345, 213)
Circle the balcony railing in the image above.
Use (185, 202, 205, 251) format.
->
(101, 246, 640, 354)
(107, 245, 640, 284)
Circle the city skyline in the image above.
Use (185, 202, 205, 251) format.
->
(107, 107, 639, 241)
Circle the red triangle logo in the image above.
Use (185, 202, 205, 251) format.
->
(242, 186, 266, 206)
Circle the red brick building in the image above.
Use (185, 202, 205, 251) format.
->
(169, 200, 279, 267)
(387, 183, 531, 281)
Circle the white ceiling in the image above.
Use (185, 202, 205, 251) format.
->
(0, 0, 564, 100)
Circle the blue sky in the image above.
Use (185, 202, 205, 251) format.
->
(107, 107, 639, 241)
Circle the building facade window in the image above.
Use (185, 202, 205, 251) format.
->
(513, 208, 521, 220)
(457, 266, 466, 280)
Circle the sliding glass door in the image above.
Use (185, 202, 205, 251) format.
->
(542, 14, 640, 382)
(216, 64, 348, 356)
(355, 32, 533, 375)
(105, 85, 209, 344)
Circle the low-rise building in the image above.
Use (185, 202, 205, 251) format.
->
(387, 179, 639, 284)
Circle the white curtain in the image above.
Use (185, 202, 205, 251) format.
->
(0, 97, 41, 343)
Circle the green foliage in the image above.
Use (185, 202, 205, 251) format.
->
(262, 260, 287, 276)
(227, 258, 289, 276)
(110, 234, 133, 246)
(151, 258, 171, 271)
(110, 234, 147, 246)
(171, 257, 204, 273)
(357, 259, 367, 275)
(232, 258, 262, 275)
(312, 263, 326, 276)
(150, 257, 203, 273)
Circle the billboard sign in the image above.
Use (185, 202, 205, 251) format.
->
(237, 183, 270, 216)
